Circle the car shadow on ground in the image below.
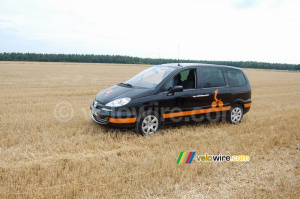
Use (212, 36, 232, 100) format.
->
(91, 118, 228, 137)
(161, 118, 227, 130)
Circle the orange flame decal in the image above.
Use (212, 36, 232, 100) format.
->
(211, 89, 223, 108)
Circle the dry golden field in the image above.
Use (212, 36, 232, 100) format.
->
(0, 62, 299, 198)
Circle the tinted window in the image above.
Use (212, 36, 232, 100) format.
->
(225, 68, 247, 87)
(164, 78, 173, 91)
(163, 69, 197, 91)
(202, 67, 226, 88)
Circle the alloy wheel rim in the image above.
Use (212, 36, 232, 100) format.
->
(142, 115, 158, 134)
(231, 107, 242, 123)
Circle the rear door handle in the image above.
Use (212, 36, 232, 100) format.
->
(193, 94, 209, 98)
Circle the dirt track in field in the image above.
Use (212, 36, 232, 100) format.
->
(0, 62, 299, 198)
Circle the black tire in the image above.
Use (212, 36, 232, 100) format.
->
(135, 111, 161, 135)
(227, 104, 244, 124)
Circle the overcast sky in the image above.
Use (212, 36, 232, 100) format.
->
(0, 0, 299, 64)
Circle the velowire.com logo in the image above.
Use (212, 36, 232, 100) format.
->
(176, 152, 196, 164)
(176, 152, 250, 164)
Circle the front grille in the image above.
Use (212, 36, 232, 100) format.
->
(92, 113, 109, 124)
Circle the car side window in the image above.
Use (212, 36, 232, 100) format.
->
(225, 68, 247, 87)
(202, 67, 226, 88)
(176, 69, 197, 90)
(163, 69, 197, 91)
(164, 78, 173, 91)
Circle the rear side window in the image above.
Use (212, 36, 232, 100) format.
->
(202, 67, 226, 88)
(225, 68, 247, 87)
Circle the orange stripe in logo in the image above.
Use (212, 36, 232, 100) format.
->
(163, 106, 231, 119)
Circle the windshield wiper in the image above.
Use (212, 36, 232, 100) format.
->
(118, 83, 133, 88)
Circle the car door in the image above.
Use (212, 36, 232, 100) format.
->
(161, 67, 202, 122)
(197, 66, 232, 119)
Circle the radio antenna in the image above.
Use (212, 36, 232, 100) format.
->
(177, 45, 180, 66)
(158, 48, 160, 59)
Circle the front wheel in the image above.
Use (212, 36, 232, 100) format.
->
(227, 104, 244, 124)
(135, 111, 160, 135)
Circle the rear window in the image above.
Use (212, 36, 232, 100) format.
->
(202, 67, 226, 88)
(225, 68, 247, 87)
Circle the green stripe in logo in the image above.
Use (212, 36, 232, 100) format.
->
(176, 152, 184, 164)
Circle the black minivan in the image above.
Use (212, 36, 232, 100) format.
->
(90, 63, 251, 135)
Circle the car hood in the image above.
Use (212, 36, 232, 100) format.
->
(95, 85, 154, 105)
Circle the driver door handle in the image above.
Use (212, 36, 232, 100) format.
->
(193, 94, 209, 98)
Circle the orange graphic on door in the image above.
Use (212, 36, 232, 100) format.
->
(211, 89, 223, 108)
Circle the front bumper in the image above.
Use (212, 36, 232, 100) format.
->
(90, 104, 136, 126)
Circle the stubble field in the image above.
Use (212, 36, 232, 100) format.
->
(0, 62, 299, 198)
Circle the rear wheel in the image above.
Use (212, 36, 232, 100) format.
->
(227, 104, 243, 124)
(135, 111, 160, 135)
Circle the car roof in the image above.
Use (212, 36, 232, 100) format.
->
(161, 63, 243, 70)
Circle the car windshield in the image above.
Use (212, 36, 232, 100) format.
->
(125, 65, 176, 88)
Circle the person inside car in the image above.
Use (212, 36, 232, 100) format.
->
(182, 70, 195, 89)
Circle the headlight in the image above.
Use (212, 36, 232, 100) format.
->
(105, 97, 131, 107)
(93, 100, 99, 108)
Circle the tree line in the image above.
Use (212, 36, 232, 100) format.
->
(0, 52, 299, 70)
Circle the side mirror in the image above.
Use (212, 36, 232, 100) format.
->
(168, 85, 183, 95)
